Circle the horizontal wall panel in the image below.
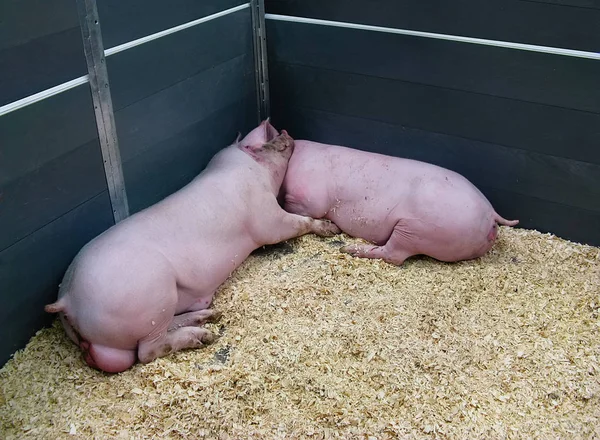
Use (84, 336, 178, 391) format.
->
(0, 0, 80, 51)
(108, 8, 253, 111)
(538, 0, 600, 7)
(0, 27, 87, 106)
(269, 62, 600, 165)
(115, 53, 256, 163)
(270, 106, 600, 246)
(267, 20, 600, 114)
(0, 84, 99, 189)
(0, 139, 106, 251)
(265, 0, 600, 52)
(271, 106, 600, 214)
(97, 0, 247, 48)
(0, 192, 114, 367)
(124, 96, 257, 213)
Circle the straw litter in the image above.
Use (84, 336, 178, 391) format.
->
(1, 227, 599, 439)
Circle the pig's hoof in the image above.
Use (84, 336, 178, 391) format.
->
(201, 330, 217, 345)
(168, 309, 223, 332)
(340, 244, 373, 257)
(314, 220, 342, 237)
(340, 245, 358, 255)
(189, 310, 222, 328)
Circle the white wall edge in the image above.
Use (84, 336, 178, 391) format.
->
(105, 3, 250, 56)
(265, 13, 600, 61)
(0, 75, 89, 117)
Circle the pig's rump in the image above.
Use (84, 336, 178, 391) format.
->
(49, 175, 258, 372)
(331, 167, 496, 260)
(48, 241, 179, 372)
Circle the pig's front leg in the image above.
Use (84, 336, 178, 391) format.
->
(261, 209, 341, 245)
(138, 311, 220, 363)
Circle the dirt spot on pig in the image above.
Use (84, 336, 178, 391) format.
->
(252, 241, 295, 258)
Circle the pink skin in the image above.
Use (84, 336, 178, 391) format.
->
(44, 121, 340, 373)
(281, 139, 518, 266)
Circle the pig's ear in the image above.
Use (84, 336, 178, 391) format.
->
(234, 132, 242, 144)
(263, 118, 279, 142)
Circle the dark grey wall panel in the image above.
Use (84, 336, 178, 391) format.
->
(0, 192, 114, 367)
(267, 21, 600, 114)
(538, 0, 600, 7)
(124, 96, 257, 213)
(115, 53, 255, 163)
(271, 106, 600, 246)
(0, 84, 99, 188)
(269, 62, 600, 165)
(97, 0, 247, 48)
(0, 2, 86, 105)
(108, 9, 253, 111)
(0, 84, 107, 251)
(265, 0, 600, 52)
(0, 0, 80, 51)
(0, 139, 106, 251)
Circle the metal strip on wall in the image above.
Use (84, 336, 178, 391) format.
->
(251, 0, 270, 121)
(265, 14, 600, 61)
(76, 0, 129, 223)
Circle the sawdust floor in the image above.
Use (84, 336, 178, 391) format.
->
(1, 227, 599, 439)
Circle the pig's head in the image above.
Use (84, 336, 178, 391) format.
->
(237, 119, 295, 190)
(238, 118, 280, 148)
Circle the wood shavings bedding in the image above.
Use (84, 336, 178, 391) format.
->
(1, 227, 599, 439)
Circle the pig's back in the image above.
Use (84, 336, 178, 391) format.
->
(284, 141, 410, 243)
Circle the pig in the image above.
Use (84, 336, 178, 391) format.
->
(281, 138, 519, 266)
(44, 121, 340, 373)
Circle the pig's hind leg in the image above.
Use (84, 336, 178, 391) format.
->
(340, 220, 417, 266)
(137, 315, 218, 364)
(167, 309, 221, 331)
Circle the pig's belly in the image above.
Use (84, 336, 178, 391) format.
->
(326, 204, 397, 245)
(170, 240, 256, 314)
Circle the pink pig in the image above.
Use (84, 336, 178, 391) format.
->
(44, 121, 340, 373)
(281, 138, 518, 266)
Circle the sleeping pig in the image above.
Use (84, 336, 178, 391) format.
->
(44, 120, 340, 373)
(281, 138, 518, 266)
